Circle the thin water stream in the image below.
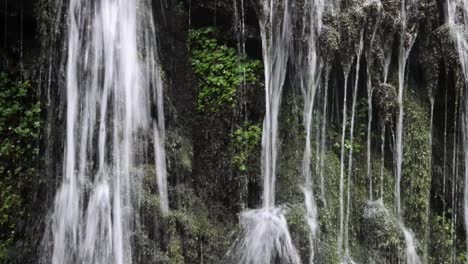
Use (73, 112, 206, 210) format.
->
(225, 1, 300, 263)
(395, 0, 420, 262)
(447, 0, 468, 259)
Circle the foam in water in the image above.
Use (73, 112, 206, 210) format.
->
(45, 0, 168, 263)
(401, 224, 421, 264)
(225, 208, 301, 264)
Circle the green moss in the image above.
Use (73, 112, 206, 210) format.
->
(320, 24, 340, 63)
(338, 7, 365, 70)
(362, 200, 404, 263)
(169, 185, 234, 263)
(285, 204, 311, 261)
(374, 83, 397, 124)
(316, 150, 341, 262)
(402, 97, 431, 246)
(276, 95, 306, 204)
(167, 236, 184, 264)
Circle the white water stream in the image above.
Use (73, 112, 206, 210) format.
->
(446, 0, 468, 258)
(47, 1, 168, 263)
(225, 1, 300, 263)
(395, 0, 421, 262)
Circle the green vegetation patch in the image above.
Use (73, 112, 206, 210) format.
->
(189, 27, 262, 113)
(230, 122, 262, 172)
(0, 72, 41, 261)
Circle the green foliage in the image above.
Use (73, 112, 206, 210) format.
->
(428, 214, 453, 264)
(167, 236, 184, 264)
(230, 122, 262, 172)
(457, 252, 467, 264)
(0, 72, 41, 261)
(189, 27, 262, 113)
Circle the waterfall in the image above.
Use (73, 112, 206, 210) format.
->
(449, 83, 459, 262)
(260, 0, 291, 209)
(296, 0, 325, 261)
(46, 0, 168, 263)
(225, 1, 300, 263)
(8, 0, 468, 262)
(447, 0, 468, 258)
(366, 1, 382, 200)
(338, 69, 350, 257)
(319, 67, 331, 206)
(380, 31, 392, 198)
(395, 0, 421, 262)
(380, 121, 386, 199)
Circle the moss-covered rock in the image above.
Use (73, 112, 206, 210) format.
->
(285, 204, 312, 261)
(374, 83, 397, 124)
(402, 97, 431, 253)
(362, 199, 404, 263)
(338, 5, 366, 71)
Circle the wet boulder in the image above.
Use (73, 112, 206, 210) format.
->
(362, 199, 405, 263)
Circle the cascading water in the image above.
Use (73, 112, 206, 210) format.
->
(5, 0, 468, 263)
(225, 1, 300, 263)
(319, 67, 331, 206)
(395, 0, 421, 262)
(366, 0, 382, 201)
(260, 0, 291, 209)
(337, 28, 364, 264)
(296, 0, 325, 261)
(338, 68, 351, 258)
(380, 31, 392, 198)
(446, 0, 468, 258)
(45, 0, 168, 263)
(343, 31, 364, 263)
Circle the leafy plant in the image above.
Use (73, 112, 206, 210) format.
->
(428, 214, 453, 264)
(0, 72, 41, 261)
(189, 27, 262, 113)
(230, 122, 262, 172)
